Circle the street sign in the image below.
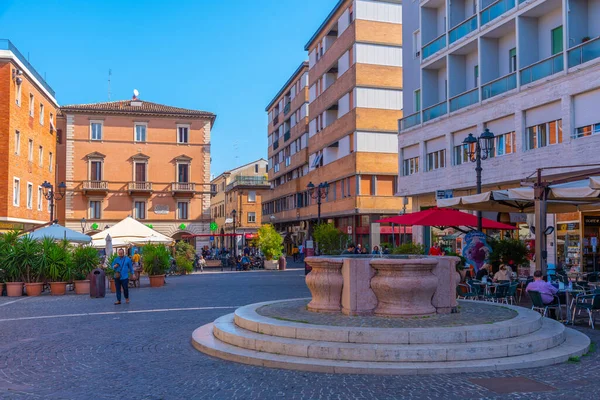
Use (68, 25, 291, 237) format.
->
(210, 222, 218, 231)
(209, 236, 215, 241)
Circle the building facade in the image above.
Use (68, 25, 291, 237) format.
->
(210, 159, 269, 251)
(56, 98, 215, 249)
(398, 0, 600, 263)
(0, 39, 59, 232)
(263, 0, 409, 249)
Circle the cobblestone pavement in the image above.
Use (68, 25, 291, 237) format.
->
(257, 299, 517, 328)
(0, 269, 599, 399)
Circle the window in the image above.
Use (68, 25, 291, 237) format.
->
(49, 152, 53, 172)
(254, 163, 259, 173)
(454, 144, 470, 165)
(177, 125, 189, 143)
(509, 48, 517, 73)
(28, 139, 33, 162)
(15, 80, 21, 106)
(37, 186, 43, 211)
(551, 26, 563, 55)
(135, 123, 147, 142)
(134, 162, 146, 182)
(474, 65, 479, 87)
(29, 94, 34, 116)
(89, 201, 101, 219)
(14, 131, 20, 155)
(177, 202, 189, 220)
(134, 201, 146, 220)
(526, 119, 563, 150)
(574, 122, 600, 139)
(90, 161, 103, 181)
(248, 191, 256, 203)
(426, 150, 446, 171)
(414, 89, 421, 112)
(50, 113, 54, 131)
(39, 103, 44, 125)
(91, 122, 103, 140)
(402, 157, 420, 176)
(38, 146, 43, 166)
(247, 212, 256, 223)
(13, 178, 20, 206)
(177, 164, 189, 182)
(26, 183, 33, 209)
(492, 132, 516, 157)
(413, 30, 420, 58)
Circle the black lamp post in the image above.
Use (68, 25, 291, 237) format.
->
(307, 181, 329, 226)
(42, 181, 66, 222)
(231, 209, 237, 258)
(80, 218, 86, 233)
(463, 128, 495, 231)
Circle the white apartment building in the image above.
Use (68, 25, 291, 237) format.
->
(398, 0, 600, 259)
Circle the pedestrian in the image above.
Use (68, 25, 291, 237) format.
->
(292, 245, 299, 262)
(298, 243, 304, 261)
(428, 242, 444, 256)
(111, 248, 134, 305)
(372, 245, 380, 255)
(355, 244, 362, 254)
(342, 243, 356, 255)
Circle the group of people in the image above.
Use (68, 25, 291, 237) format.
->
(291, 244, 304, 262)
(472, 263, 515, 282)
(341, 243, 391, 255)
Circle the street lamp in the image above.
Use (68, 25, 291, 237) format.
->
(463, 128, 495, 231)
(307, 181, 329, 226)
(41, 181, 66, 222)
(80, 218, 86, 233)
(231, 209, 237, 258)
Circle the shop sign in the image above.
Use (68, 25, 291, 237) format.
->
(509, 213, 528, 223)
(585, 216, 600, 227)
(436, 190, 454, 200)
(225, 218, 233, 224)
(154, 205, 169, 214)
(0, 222, 24, 230)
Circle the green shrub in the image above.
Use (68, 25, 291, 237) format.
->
(72, 246, 101, 281)
(392, 242, 425, 255)
(7, 236, 44, 283)
(313, 223, 347, 255)
(41, 239, 73, 282)
(489, 238, 529, 269)
(176, 255, 193, 274)
(174, 241, 195, 262)
(0, 231, 20, 282)
(142, 243, 171, 276)
(257, 224, 283, 260)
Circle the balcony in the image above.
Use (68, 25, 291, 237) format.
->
(273, 114, 279, 126)
(82, 180, 108, 195)
(520, 53, 564, 85)
(568, 37, 600, 68)
(480, 0, 515, 26)
(423, 101, 448, 123)
(482, 72, 516, 100)
(284, 130, 291, 142)
(0, 39, 55, 97)
(128, 181, 153, 195)
(399, 112, 421, 131)
(449, 16, 478, 45)
(284, 102, 291, 115)
(171, 182, 196, 197)
(449, 88, 479, 112)
(226, 176, 269, 191)
(422, 34, 446, 60)
(273, 139, 280, 150)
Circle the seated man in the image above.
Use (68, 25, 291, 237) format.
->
(526, 270, 558, 304)
(476, 264, 490, 281)
(241, 255, 251, 270)
(494, 264, 511, 282)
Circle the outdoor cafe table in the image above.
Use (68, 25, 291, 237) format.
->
(558, 287, 585, 325)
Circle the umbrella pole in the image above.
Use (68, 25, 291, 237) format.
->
(534, 169, 548, 275)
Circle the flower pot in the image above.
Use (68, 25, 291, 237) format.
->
(149, 275, 165, 287)
(6, 282, 23, 297)
(0, 282, 4, 296)
(109, 279, 116, 293)
(50, 282, 67, 296)
(74, 280, 90, 295)
(24, 282, 44, 297)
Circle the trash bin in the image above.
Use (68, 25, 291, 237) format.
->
(278, 256, 286, 271)
(90, 268, 106, 298)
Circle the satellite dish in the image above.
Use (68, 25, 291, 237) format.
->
(133, 89, 139, 97)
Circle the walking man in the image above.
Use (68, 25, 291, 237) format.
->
(298, 243, 304, 261)
(112, 248, 134, 305)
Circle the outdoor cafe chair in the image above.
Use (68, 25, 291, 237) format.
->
(516, 277, 533, 303)
(456, 283, 478, 300)
(572, 291, 600, 329)
(506, 282, 519, 305)
(529, 290, 562, 320)
(486, 283, 510, 303)
(466, 280, 484, 300)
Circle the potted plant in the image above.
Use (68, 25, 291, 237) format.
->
(142, 243, 170, 287)
(42, 239, 73, 296)
(175, 255, 193, 275)
(106, 253, 118, 293)
(256, 224, 283, 270)
(1, 231, 24, 297)
(174, 241, 195, 275)
(8, 235, 44, 297)
(72, 245, 100, 295)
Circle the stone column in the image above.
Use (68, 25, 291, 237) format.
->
(431, 256, 461, 314)
(305, 257, 343, 313)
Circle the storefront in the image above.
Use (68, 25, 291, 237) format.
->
(556, 221, 581, 270)
(582, 215, 600, 272)
(0, 221, 27, 233)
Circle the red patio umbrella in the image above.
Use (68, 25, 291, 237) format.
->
(375, 208, 517, 230)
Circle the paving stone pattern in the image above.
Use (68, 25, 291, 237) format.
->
(257, 299, 517, 328)
(0, 269, 599, 399)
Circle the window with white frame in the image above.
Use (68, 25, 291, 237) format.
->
(39, 103, 44, 125)
(49, 152, 53, 172)
(37, 186, 43, 211)
(135, 123, 147, 142)
(177, 125, 189, 143)
(90, 160, 103, 181)
(89, 201, 101, 219)
(453, 144, 468, 165)
(492, 132, 516, 157)
(26, 183, 33, 209)
(15, 81, 21, 106)
(247, 212, 256, 223)
(38, 146, 43, 166)
(13, 178, 20, 206)
(28, 139, 33, 162)
(14, 131, 20, 155)
(248, 191, 256, 203)
(177, 201, 189, 220)
(426, 150, 446, 171)
(90, 121, 103, 140)
(29, 94, 34, 116)
(573, 122, 600, 139)
(526, 119, 563, 150)
(402, 157, 420, 176)
(134, 201, 146, 220)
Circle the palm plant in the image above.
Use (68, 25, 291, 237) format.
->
(42, 239, 73, 282)
(142, 243, 171, 276)
(72, 246, 100, 281)
(7, 236, 43, 283)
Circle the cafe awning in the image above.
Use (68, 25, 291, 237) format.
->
(376, 208, 516, 230)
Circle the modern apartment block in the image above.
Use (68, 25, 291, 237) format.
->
(263, 0, 409, 249)
(0, 40, 59, 232)
(210, 159, 269, 251)
(398, 0, 600, 257)
(56, 97, 216, 249)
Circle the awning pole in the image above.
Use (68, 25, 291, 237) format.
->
(534, 169, 548, 275)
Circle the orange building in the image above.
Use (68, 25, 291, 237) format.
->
(262, 1, 409, 249)
(0, 39, 59, 232)
(56, 96, 216, 248)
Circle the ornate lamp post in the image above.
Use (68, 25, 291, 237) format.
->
(231, 209, 237, 258)
(307, 181, 329, 226)
(463, 128, 495, 231)
(41, 181, 66, 222)
(80, 218, 86, 233)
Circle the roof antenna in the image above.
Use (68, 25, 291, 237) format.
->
(108, 69, 112, 101)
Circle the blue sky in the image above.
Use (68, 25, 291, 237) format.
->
(0, 0, 335, 176)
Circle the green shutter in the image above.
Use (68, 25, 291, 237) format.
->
(415, 90, 421, 112)
(551, 26, 563, 55)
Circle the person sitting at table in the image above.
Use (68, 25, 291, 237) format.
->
(526, 270, 558, 304)
(493, 264, 511, 282)
(476, 264, 491, 281)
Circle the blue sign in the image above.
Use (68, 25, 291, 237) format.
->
(209, 236, 215, 241)
(463, 231, 492, 273)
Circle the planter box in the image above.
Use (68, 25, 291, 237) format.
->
(24, 282, 43, 297)
(264, 260, 278, 270)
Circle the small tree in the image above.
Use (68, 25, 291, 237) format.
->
(392, 242, 426, 255)
(256, 224, 283, 260)
(313, 223, 347, 255)
(489, 238, 529, 270)
(174, 241, 195, 262)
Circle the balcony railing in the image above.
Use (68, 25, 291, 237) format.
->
(481, 72, 517, 100)
(284, 130, 291, 142)
(449, 88, 479, 112)
(284, 102, 291, 115)
(480, 0, 515, 26)
(171, 182, 196, 192)
(422, 34, 446, 60)
(0, 39, 55, 97)
(273, 140, 279, 150)
(568, 37, 600, 68)
(399, 112, 421, 131)
(128, 182, 153, 191)
(520, 53, 564, 85)
(422, 101, 448, 123)
(226, 176, 269, 191)
(449, 15, 478, 44)
(83, 181, 108, 190)
(273, 114, 279, 125)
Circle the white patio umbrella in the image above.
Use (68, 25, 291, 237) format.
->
(589, 176, 600, 190)
(129, 235, 174, 245)
(105, 234, 113, 257)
